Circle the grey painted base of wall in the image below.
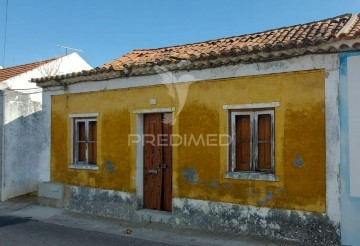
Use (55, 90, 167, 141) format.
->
(65, 186, 140, 220)
(172, 198, 340, 245)
(64, 185, 340, 245)
(38, 197, 64, 208)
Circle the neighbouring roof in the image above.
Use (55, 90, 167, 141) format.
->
(0, 58, 56, 82)
(33, 13, 360, 87)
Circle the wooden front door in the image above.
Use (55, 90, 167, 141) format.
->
(143, 113, 172, 211)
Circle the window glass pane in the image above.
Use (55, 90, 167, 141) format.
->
(88, 121, 97, 141)
(77, 121, 86, 141)
(235, 115, 251, 171)
(257, 114, 272, 170)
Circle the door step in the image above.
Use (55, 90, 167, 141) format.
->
(135, 209, 172, 224)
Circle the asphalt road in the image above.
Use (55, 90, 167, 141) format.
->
(0, 216, 175, 246)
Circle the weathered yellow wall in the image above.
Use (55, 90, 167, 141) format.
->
(51, 69, 326, 213)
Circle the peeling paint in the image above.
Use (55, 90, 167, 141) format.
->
(182, 167, 199, 185)
(172, 198, 340, 245)
(105, 160, 117, 173)
(63, 181, 339, 245)
(210, 179, 219, 188)
(277, 186, 285, 192)
(66, 186, 140, 220)
(258, 192, 274, 205)
(294, 155, 305, 167)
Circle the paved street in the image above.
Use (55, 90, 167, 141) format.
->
(0, 215, 173, 246)
(0, 216, 174, 246)
(0, 197, 306, 246)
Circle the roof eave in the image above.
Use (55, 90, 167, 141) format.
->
(33, 69, 125, 88)
(34, 45, 351, 89)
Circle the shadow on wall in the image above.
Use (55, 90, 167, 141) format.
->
(2, 91, 49, 200)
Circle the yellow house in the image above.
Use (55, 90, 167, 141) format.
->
(33, 14, 360, 245)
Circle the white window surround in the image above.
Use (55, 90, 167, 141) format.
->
(227, 108, 277, 181)
(69, 164, 99, 170)
(69, 113, 99, 169)
(74, 118, 97, 164)
(132, 107, 175, 114)
(224, 172, 279, 181)
(223, 102, 280, 110)
(69, 113, 99, 118)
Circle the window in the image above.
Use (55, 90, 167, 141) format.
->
(73, 118, 97, 165)
(230, 109, 274, 174)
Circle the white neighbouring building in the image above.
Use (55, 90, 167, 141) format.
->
(0, 53, 92, 201)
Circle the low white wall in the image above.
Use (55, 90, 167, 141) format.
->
(0, 53, 91, 201)
(2, 91, 44, 200)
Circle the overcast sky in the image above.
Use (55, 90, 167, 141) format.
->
(1, 0, 359, 68)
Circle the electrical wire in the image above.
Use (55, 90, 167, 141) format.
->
(8, 87, 41, 91)
(12, 89, 43, 95)
(2, 0, 9, 67)
(2, 88, 43, 95)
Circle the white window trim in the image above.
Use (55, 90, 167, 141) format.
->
(69, 164, 99, 170)
(254, 110, 275, 172)
(132, 107, 175, 114)
(223, 102, 279, 110)
(70, 116, 98, 168)
(69, 113, 99, 118)
(224, 172, 279, 182)
(230, 109, 275, 174)
(231, 112, 254, 172)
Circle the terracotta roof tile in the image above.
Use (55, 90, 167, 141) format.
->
(0, 58, 55, 82)
(348, 14, 360, 37)
(103, 14, 354, 70)
(32, 13, 360, 87)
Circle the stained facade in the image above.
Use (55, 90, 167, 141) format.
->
(32, 14, 360, 245)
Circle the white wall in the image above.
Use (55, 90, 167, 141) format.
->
(339, 50, 360, 246)
(348, 55, 360, 197)
(0, 53, 92, 104)
(0, 53, 91, 201)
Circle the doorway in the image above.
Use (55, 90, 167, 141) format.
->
(143, 113, 172, 211)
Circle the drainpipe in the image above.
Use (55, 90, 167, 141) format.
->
(0, 90, 4, 201)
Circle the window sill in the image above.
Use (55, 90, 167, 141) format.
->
(69, 164, 99, 170)
(224, 172, 279, 182)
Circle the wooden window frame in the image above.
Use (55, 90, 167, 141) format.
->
(72, 117, 97, 165)
(230, 109, 275, 174)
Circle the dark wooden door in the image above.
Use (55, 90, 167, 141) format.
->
(143, 113, 172, 211)
(162, 113, 172, 212)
